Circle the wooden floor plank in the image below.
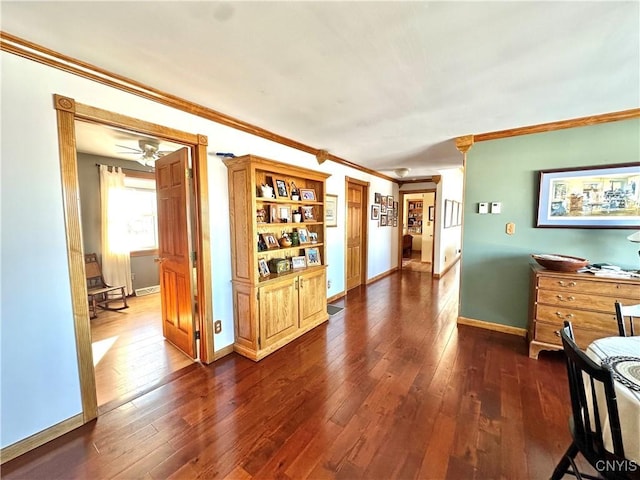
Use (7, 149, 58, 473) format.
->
(2, 265, 576, 480)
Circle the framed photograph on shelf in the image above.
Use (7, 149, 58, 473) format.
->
(301, 206, 315, 221)
(261, 232, 280, 250)
(536, 163, 639, 228)
(326, 194, 338, 227)
(291, 256, 306, 269)
(305, 247, 321, 266)
(274, 178, 289, 199)
(309, 232, 318, 243)
(277, 206, 291, 223)
(300, 188, 316, 201)
(374, 192, 382, 204)
(371, 205, 380, 220)
(297, 227, 310, 244)
(258, 258, 270, 278)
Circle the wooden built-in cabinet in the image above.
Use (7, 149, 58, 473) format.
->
(224, 154, 330, 361)
(528, 264, 640, 359)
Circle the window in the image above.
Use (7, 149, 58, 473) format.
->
(123, 176, 157, 252)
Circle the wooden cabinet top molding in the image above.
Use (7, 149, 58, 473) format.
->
(223, 154, 331, 181)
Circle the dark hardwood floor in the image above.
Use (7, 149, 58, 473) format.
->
(2, 267, 586, 479)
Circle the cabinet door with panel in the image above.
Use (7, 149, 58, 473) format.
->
(299, 269, 327, 329)
(259, 278, 298, 349)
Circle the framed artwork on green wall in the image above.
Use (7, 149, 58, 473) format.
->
(536, 163, 640, 228)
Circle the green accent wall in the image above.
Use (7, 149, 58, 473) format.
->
(460, 118, 640, 328)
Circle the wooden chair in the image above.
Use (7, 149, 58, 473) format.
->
(552, 321, 637, 480)
(85, 253, 128, 319)
(614, 301, 639, 337)
(402, 234, 413, 258)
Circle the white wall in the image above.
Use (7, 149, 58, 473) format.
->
(433, 168, 464, 275)
(0, 52, 398, 448)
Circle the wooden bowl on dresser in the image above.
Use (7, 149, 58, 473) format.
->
(531, 254, 589, 272)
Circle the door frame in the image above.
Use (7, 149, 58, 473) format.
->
(344, 177, 369, 290)
(398, 189, 437, 272)
(54, 94, 214, 422)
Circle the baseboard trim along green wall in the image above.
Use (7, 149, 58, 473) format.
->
(458, 316, 528, 337)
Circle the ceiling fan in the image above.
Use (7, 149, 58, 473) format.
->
(116, 139, 171, 167)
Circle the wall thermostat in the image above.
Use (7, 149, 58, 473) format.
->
(478, 202, 489, 214)
(491, 202, 502, 214)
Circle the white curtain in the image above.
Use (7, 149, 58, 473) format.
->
(99, 165, 133, 295)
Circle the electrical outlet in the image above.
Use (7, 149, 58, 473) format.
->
(506, 222, 516, 235)
(214, 320, 222, 334)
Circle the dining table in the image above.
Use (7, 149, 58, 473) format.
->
(586, 335, 640, 464)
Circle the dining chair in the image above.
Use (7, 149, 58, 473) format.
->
(551, 321, 637, 480)
(614, 301, 639, 337)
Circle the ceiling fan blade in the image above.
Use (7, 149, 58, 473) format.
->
(115, 144, 142, 153)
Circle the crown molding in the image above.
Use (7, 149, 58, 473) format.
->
(1, 31, 396, 183)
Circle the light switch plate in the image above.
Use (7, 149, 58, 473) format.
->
(491, 202, 502, 214)
(478, 202, 489, 214)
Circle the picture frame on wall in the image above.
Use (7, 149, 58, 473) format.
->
(428, 205, 434, 221)
(387, 195, 394, 206)
(456, 202, 462, 226)
(325, 194, 338, 227)
(380, 214, 388, 226)
(444, 200, 452, 228)
(536, 163, 639, 228)
(374, 192, 382, 204)
(371, 205, 380, 220)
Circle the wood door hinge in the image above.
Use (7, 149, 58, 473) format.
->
(258, 336, 261, 349)
(191, 251, 197, 264)
(257, 290, 260, 300)
(195, 330, 201, 340)
(186, 168, 193, 179)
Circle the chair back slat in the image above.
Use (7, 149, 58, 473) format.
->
(560, 322, 626, 461)
(615, 301, 639, 337)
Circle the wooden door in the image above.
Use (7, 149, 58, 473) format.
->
(155, 148, 196, 358)
(299, 269, 327, 328)
(346, 182, 364, 290)
(259, 279, 298, 348)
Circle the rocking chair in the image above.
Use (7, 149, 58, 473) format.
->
(85, 253, 129, 318)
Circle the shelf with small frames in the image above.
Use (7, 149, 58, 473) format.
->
(224, 154, 330, 361)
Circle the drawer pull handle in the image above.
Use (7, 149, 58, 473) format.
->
(559, 281, 577, 287)
(555, 295, 575, 302)
(555, 311, 574, 319)
(554, 329, 561, 337)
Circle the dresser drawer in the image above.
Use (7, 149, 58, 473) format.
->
(538, 276, 640, 299)
(535, 304, 619, 332)
(537, 290, 637, 313)
(535, 321, 615, 350)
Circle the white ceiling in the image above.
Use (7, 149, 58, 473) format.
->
(2, 1, 638, 179)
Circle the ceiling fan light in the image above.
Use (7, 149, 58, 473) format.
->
(394, 168, 410, 178)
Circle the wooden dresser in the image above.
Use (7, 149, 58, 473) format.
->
(528, 264, 640, 359)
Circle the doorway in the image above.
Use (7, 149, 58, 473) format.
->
(345, 177, 369, 290)
(75, 122, 197, 409)
(399, 189, 436, 274)
(54, 94, 214, 422)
